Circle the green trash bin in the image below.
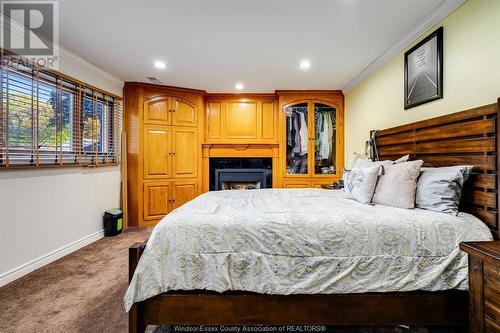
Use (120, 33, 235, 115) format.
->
(104, 208, 123, 237)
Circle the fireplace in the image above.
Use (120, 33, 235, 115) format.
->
(210, 158, 272, 191)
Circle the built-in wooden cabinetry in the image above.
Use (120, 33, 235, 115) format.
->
(205, 94, 279, 144)
(124, 83, 344, 227)
(124, 83, 204, 227)
(278, 91, 344, 188)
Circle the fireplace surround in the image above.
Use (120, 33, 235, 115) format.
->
(209, 158, 272, 191)
(202, 144, 280, 192)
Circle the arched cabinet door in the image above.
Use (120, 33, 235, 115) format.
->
(144, 96, 197, 127)
(281, 96, 343, 185)
(284, 102, 310, 176)
(172, 97, 197, 127)
(144, 97, 170, 125)
(312, 102, 338, 176)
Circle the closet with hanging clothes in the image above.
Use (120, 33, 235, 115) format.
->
(286, 103, 309, 174)
(314, 104, 336, 175)
(278, 91, 344, 188)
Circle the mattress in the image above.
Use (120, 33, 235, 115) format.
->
(124, 188, 493, 311)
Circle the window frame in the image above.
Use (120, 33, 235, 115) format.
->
(0, 52, 122, 169)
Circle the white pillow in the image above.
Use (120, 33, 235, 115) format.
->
(344, 164, 381, 204)
(354, 159, 393, 175)
(345, 152, 363, 171)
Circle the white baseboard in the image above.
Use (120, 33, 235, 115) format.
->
(0, 230, 104, 287)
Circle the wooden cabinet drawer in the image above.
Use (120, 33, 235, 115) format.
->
(312, 180, 339, 188)
(485, 263, 500, 284)
(485, 315, 500, 333)
(282, 180, 311, 188)
(460, 241, 500, 333)
(485, 263, 500, 325)
(282, 178, 341, 189)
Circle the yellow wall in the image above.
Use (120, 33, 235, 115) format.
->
(345, 0, 500, 156)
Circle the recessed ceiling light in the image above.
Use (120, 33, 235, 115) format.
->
(299, 59, 311, 70)
(235, 83, 244, 90)
(154, 60, 166, 70)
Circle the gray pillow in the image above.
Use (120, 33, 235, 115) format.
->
(416, 166, 473, 215)
(372, 160, 424, 209)
(344, 164, 381, 204)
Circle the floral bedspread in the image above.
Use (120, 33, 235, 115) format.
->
(124, 189, 492, 311)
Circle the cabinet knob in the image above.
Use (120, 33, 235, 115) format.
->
(472, 264, 480, 272)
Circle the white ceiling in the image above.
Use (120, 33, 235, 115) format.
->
(58, 0, 449, 92)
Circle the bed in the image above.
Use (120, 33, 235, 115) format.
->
(126, 99, 500, 333)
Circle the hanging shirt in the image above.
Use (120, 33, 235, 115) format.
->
(315, 112, 322, 153)
(299, 112, 308, 155)
(292, 113, 301, 154)
(287, 115, 294, 147)
(319, 112, 331, 159)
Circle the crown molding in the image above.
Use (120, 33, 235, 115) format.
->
(0, 12, 123, 89)
(342, 0, 467, 94)
(58, 47, 124, 87)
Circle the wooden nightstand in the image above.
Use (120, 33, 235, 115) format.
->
(459, 241, 500, 333)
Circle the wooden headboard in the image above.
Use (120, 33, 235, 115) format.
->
(373, 99, 500, 239)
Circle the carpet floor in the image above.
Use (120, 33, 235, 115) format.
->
(0, 228, 457, 333)
(0, 227, 152, 333)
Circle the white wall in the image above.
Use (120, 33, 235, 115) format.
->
(0, 48, 124, 286)
(345, 0, 500, 156)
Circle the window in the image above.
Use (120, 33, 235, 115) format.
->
(0, 60, 122, 168)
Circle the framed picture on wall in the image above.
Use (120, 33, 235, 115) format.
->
(404, 27, 443, 109)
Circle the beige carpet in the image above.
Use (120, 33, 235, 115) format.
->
(0, 227, 151, 333)
(0, 228, 457, 333)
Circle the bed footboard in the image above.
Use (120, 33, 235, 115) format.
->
(129, 242, 147, 333)
(128, 241, 468, 333)
(129, 243, 471, 333)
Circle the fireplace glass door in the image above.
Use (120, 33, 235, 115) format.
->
(285, 103, 308, 175)
(313, 103, 336, 175)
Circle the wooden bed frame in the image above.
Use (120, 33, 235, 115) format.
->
(129, 99, 500, 333)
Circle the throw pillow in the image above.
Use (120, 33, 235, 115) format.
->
(372, 160, 424, 209)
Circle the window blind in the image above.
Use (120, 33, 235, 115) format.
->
(0, 58, 122, 168)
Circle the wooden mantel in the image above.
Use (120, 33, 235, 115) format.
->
(202, 144, 280, 192)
